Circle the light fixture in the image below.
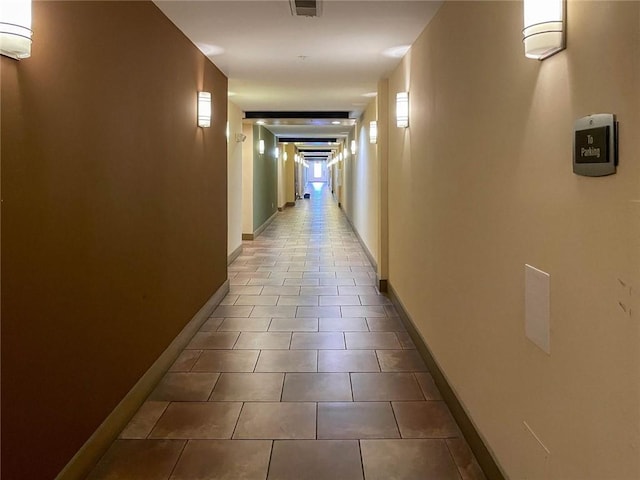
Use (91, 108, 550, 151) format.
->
(351, 140, 356, 155)
(197, 92, 212, 128)
(258, 139, 265, 155)
(396, 92, 409, 128)
(523, 0, 565, 60)
(369, 121, 378, 144)
(283, 152, 288, 161)
(275, 147, 280, 158)
(0, 0, 32, 60)
(331, 121, 340, 125)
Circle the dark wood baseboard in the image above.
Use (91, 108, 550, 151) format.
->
(377, 278, 388, 293)
(227, 245, 243, 265)
(387, 283, 506, 480)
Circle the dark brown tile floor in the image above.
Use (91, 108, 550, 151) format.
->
(87, 183, 486, 480)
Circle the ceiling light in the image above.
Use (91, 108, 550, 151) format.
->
(0, 0, 32, 60)
(396, 92, 409, 128)
(331, 121, 340, 125)
(369, 121, 378, 144)
(523, 0, 565, 60)
(362, 92, 377, 98)
(197, 92, 212, 128)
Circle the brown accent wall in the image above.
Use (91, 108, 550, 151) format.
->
(1, 2, 228, 478)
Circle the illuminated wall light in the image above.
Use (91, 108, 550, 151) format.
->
(0, 0, 32, 60)
(369, 121, 378, 144)
(351, 140, 356, 155)
(396, 92, 409, 128)
(275, 147, 280, 158)
(197, 92, 212, 128)
(523, 0, 565, 60)
(283, 152, 288, 161)
(258, 139, 265, 155)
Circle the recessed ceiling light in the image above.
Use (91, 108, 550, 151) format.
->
(331, 121, 341, 125)
(256, 120, 265, 125)
(382, 45, 411, 58)
(362, 92, 377, 98)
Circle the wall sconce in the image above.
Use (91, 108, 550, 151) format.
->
(258, 139, 265, 155)
(283, 152, 288, 161)
(275, 147, 280, 158)
(523, 0, 565, 60)
(0, 0, 32, 60)
(197, 92, 212, 128)
(351, 140, 356, 155)
(396, 92, 409, 128)
(369, 121, 378, 144)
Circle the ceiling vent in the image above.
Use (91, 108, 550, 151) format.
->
(289, 0, 322, 17)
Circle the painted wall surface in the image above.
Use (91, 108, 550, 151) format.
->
(343, 100, 379, 267)
(277, 144, 286, 209)
(387, 2, 639, 479)
(253, 125, 278, 230)
(242, 123, 254, 235)
(284, 144, 296, 204)
(228, 101, 243, 256)
(0, 2, 228, 478)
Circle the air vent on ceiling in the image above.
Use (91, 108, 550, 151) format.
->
(289, 0, 322, 17)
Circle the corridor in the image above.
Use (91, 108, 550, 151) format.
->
(87, 184, 484, 480)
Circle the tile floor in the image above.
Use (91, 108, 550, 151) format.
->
(87, 183, 486, 480)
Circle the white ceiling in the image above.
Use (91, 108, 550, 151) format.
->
(154, 0, 443, 138)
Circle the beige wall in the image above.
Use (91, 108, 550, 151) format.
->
(387, 2, 639, 479)
(284, 144, 296, 204)
(228, 101, 243, 257)
(1, 2, 228, 478)
(343, 100, 380, 266)
(241, 123, 254, 235)
(276, 144, 287, 208)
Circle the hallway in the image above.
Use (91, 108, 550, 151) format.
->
(87, 184, 484, 480)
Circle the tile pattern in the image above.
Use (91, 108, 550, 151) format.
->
(88, 185, 485, 479)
